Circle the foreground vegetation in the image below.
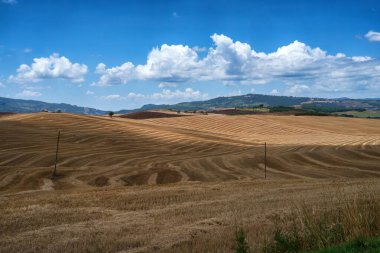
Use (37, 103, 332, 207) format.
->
(234, 190, 380, 253)
(1, 180, 379, 253)
(305, 237, 380, 253)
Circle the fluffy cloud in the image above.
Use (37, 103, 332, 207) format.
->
(352, 56, 372, 62)
(136, 44, 200, 82)
(94, 34, 380, 94)
(93, 44, 200, 87)
(365, 30, 380, 42)
(151, 88, 207, 100)
(158, 82, 177, 88)
(127, 92, 145, 99)
(102, 94, 124, 100)
(286, 84, 310, 95)
(16, 90, 42, 97)
(192, 46, 207, 52)
(127, 88, 207, 101)
(9, 53, 88, 83)
(270, 89, 279, 95)
(95, 62, 134, 86)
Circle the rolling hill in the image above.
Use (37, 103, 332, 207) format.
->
(0, 112, 379, 252)
(1, 112, 379, 191)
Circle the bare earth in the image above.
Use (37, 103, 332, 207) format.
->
(0, 113, 379, 252)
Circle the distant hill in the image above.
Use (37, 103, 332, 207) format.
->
(2, 94, 379, 114)
(126, 94, 380, 112)
(126, 94, 315, 112)
(0, 97, 106, 114)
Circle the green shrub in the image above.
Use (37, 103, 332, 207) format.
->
(305, 237, 380, 253)
(235, 228, 250, 253)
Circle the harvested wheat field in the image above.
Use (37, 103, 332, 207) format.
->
(0, 112, 379, 252)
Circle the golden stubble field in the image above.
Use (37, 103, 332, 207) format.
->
(0, 112, 379, 252)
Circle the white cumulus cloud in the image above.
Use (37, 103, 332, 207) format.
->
(152, 88, 207, 100)
(16, 90, 42, 97)
(352, 56, 372, 62)
(93, 34, 380, 95)
(123, 88, 208, 102)
(192, 46, 207, 52)
(365, 30, 380, 42)
(158, 82, 177, 88)
(286, 84, 310, 95)
(95, 62, 134, 86)
(127, 92, 146, 99)
(270, 89, 279, 95)
(102, 94, 124, 100)
(9, 53, 88, 83)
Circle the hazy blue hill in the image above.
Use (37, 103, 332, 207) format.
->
(133, 94, 380, 111)
(135, 94, 313, 111)
(0, 97, 106, 114)
(2, 94, 379, 114)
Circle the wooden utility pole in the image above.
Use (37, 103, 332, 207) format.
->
(52, 130, 61, 178)
(264, 142, 267, 179)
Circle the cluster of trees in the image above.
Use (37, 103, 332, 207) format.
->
(301, 103, 366, 113)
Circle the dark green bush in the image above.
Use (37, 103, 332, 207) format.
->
(235, 228, 250, 253)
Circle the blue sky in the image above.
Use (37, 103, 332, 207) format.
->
(1, 0, 380, 110)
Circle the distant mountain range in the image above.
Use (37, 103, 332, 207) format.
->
(121, 94, 380, 112)
(131, 94, 313, 112)
(1, 94, 379, 114)
(0, 97, 106, 114)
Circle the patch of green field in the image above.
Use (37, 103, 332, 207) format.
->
(238, 107, 270, 112)
(336, 110, 380, 118)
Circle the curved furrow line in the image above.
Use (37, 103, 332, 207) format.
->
(1, 113, 379, 191)
(284, 151, 380, 177)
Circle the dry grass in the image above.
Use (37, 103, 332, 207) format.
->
(0, 113, 379, 192)
(0, 180, 379, 252)
(0, 113, 379, 252)
(263, 189, 380, 252)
